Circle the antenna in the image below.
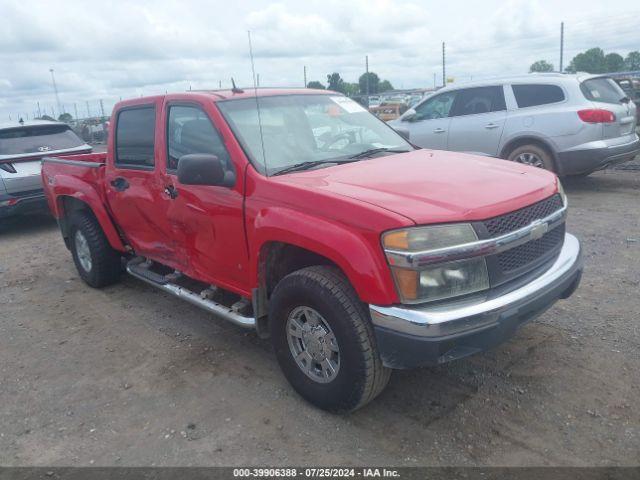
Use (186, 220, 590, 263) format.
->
(248, 30, 268, 175)
(231, 78, 243, 94)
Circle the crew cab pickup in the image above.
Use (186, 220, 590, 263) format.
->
(42, 89, 583, 412)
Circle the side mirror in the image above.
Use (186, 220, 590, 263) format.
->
(401, 108, 417, 122)
(177, 154, 233, 186)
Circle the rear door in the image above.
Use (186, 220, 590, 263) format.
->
(402, 90, 457, 149)
(447, 86, 507, 156)
(580, 77, 637, 141)
(104, 103, 177, 262)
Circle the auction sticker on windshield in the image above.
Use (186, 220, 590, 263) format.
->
(331, 96, 367, 113)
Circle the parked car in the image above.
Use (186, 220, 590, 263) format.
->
(0, 120, 91, 218)
(370, 101, 409, 121)
(613, 77, 640, 121)
(390, 73, 639, 176)
(42, 89, 582, 412)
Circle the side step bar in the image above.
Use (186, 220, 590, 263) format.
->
(126, 263, 256, 329)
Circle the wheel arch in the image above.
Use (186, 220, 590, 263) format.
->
(499, 135, 559, 168)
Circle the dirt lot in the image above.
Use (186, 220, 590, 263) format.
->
(1, 166, 639, 467)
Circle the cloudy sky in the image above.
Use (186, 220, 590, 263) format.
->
(1, 0, 638, 120)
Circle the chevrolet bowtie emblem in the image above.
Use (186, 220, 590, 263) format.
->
(530, 220, 549, 240)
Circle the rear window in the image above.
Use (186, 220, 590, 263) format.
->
(580, 78, 626, 104)
(0, 124, 84, 156)
(512, 84, 565, 108)
(115, 107, 156, 167)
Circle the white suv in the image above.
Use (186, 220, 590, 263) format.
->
(389, 73, 639, 176)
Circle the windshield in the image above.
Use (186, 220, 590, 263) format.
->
(0, 124, 85, 156)
(217, 94, 412, 175)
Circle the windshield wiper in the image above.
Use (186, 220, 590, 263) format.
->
(272, 159, 358, 176)
(348, 147, 411, 159)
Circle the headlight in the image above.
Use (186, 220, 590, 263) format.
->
(382, 224, 490, 304)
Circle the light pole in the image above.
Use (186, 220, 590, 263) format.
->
(49, 68, 62, 118)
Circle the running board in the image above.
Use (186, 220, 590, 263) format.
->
(126, 264, 256, 329)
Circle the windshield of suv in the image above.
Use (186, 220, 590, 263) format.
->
(217, 94, 412, 175)
(0, 124, 85, 156)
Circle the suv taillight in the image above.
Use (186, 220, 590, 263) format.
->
(577, 109, 616, 123)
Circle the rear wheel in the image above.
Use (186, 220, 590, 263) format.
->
(69, 212, 122, 288)
(269, 266, 391, 413)
(507, 144, 555, 172)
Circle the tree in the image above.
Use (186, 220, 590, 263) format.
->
(605, 53, 625, 72)
(625, 51, 640, 70)
(378, 80, 394, 92)
(58, 112, 73, 123)
(38, 115, 55, 121)
(529, 60, 554, 72)
(307, 80, 325, 90)
(566, 48, 606, 73)
(343, 82, 360, 96)
(358, 72, 380, 94)
(326, 73, 346, 93)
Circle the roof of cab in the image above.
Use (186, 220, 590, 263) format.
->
(115, 88, 335, 109)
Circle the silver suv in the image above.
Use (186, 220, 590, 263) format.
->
(0, 120, 91, 218)
(389, 73, 639, 176)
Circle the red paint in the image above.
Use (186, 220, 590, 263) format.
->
(42, 90, 560, 306)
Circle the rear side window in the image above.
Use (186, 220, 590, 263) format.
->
(450, 86, 506, 117)
(115, 107, 156, 167)
(0, 125, 84, 156)
(580, 78, 626, 104)
(512, 84, 565, 108)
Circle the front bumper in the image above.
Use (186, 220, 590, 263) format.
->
(557, 136, 640, 176)
(0, 190, 49, 218)
(369, 233, 582, 369)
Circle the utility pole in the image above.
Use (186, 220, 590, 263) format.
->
(303, 65, 307, 87)
(365, 55, 370, 101)
(559, 22, 564, 73)
(257, 74, 260, 87)
(85, 101, 90, 118)
(74, 102, 78, 120)
(100, 99, 105, 118)
(49, 68, 62, 116)
(37, 101, 41, 118)
(219, 80, 222, 89)
(442, 42, 446, 87)
(433, 73, 436, 89)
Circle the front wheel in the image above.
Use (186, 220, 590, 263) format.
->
(269, 266, 391, 413)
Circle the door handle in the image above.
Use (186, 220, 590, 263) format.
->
(110, 177, 129, 191)
(433, 128, 446, 134)
(164, 185, 179, 199)
(484, 123, 499, 129)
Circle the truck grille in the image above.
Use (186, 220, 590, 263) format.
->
(474, 194, 565, 286)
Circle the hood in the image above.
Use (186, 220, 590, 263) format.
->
(274, 150, 559, 225)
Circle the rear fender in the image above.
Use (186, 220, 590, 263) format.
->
(251, 206, 398, 305)
(51, 175, 126, 252)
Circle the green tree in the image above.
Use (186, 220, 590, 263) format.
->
(605, 53, 625, 72)
(625, 51, 640, 70)
(378, 80, 394, 92)
(358, 72, 380, 94)
(529, 60, 554, 72)
(566, 48, 607, 73)
(306, 80, 326, 89)
(58, 112, 73, 123)
(326, 72, 346, 93)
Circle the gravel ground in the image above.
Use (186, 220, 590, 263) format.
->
(0, 167, 638, 467)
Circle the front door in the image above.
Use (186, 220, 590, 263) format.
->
(104, 103, 177, 263)
(403, 90, 457, 149)
(447, 86, 507, 156)
(159, 102, 248, 291)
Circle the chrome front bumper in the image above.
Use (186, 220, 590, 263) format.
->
(369, 233, 582, 367)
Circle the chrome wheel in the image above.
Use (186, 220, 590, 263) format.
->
(286, 306, 340, 383)
(74, 230, 92, 272)
(515, 152, 544, 168)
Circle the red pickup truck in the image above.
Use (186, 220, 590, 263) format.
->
(42, 89, 583, 412)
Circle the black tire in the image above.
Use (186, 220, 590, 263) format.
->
(269, 266, 391, 413)
(507, 144, 555, 172)
(69, 211, 122, 288)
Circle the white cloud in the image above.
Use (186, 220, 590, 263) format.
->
(0, 0, 638, 119)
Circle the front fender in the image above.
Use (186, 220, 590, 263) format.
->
(50, 175, 126, 252)
(250, 206, 399, 305)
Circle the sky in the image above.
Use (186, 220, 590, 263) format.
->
(1, 0, 638, 121)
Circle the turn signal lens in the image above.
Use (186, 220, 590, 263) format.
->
(390, 268, 418, 301)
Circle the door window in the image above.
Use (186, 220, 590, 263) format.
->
(412, 92, 456, 121)
(115, 107, 156, 168)
(450, 86, 506, 117)
(166, 105, 232, 173)
(512, 84, 565, 108)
